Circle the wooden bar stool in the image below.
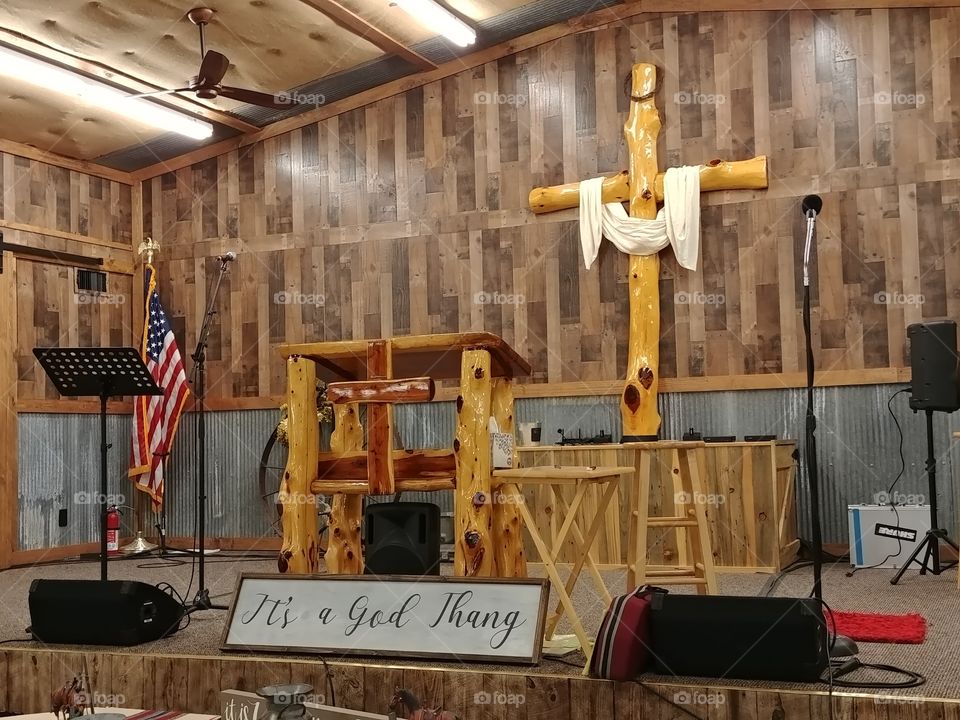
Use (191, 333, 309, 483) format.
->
(626, 441, 718, 594)
(493, 465, 634, 657)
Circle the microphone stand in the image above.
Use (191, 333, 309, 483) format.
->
(802, 209, 824, 603)
(184, 255, 231, 611)
(802, 204, 857, 660)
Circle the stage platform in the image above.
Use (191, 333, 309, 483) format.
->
(1, 556, 958, 718)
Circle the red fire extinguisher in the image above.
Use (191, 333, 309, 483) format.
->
(106, 506, 121, 556)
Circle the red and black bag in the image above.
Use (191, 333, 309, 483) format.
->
(589, 586, 667, 681)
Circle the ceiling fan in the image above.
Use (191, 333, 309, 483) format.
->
(132, 7, 297, 109)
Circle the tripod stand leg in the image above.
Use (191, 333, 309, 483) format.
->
(891, 533, 935, 585)
(890, 408, 959, 582)
(920, 538, 933, 575)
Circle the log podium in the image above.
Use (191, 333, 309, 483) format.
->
(276, 332, 531, 577)
(529, 62, 769, 439)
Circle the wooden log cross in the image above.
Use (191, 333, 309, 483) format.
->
(529, 63, 769, 438)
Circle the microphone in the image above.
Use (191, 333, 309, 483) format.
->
(801, 195, 823, 217)
(217, 251, 237, 263)
(801, 196, 822, 288)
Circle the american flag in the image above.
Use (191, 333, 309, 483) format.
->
(129, 264, 190, 509)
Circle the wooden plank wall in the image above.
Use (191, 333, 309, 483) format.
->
(0, 152, 135, 401)
(2, 647, 957, 719)
(143, 9, 960, 400)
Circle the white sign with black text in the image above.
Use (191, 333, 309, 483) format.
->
(221, 573, 549, 664)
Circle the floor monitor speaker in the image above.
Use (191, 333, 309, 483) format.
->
(364, 501, 441, 576)
(28, 579, 185, 646)
(649, 594, 829, 682)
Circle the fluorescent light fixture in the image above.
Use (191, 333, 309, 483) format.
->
(393, 0, 476, 47)
(0, 45, 213, 140)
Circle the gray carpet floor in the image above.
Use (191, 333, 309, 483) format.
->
(0, 552, 955, 699)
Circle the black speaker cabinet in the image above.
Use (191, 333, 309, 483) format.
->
(29, 579, 184, 646)
(649, 595, 828, 682)
(909, 320, 960, 412)
(364, 502, 441, 576)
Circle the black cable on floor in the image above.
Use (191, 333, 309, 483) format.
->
(760, 559, 813, 597)
(817, 599, 925, 691)
(848, 388, 910, 575)
(136, 551, 276, 570)
(156, 581, 192, 633)
(823, 659, 925, 689)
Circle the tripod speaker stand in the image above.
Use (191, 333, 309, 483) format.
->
(890, 320, 960, 584)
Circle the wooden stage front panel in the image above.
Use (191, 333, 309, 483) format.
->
(0, 647, 955, 720)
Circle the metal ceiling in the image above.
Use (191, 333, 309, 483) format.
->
(95, 0, 622, 172)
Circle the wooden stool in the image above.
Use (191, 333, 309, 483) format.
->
(626, 442, 718, 594)
(493, 465, 634, 657)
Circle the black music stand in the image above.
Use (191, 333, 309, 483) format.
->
(33, 347, 163, 582)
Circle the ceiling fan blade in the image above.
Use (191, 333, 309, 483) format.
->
(219, 85, 295, 109)
(126, 88, 191, 99)
(198, 50, 230, 86)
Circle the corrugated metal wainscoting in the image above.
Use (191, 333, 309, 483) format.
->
(17, 383, 960, 549)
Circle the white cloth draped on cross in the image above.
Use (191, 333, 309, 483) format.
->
(578, 165, 702, 271)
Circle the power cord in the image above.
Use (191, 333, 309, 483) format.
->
(825, 659, 925, 689)
(847, 388, 910, 575)
(0, 636, 30, 645)
(818, 599, 925, 690)
(156, 581, 192, 633)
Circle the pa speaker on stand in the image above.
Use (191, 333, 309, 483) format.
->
(891, 320, 960, 584)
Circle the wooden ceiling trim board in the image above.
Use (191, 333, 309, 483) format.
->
(296, 0, 437, 70)
(0, 29, 259, 135)
(0, 139, 133, 184)
(0, 219, 133, 253)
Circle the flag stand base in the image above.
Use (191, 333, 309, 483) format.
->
(120, 531, 158, 555)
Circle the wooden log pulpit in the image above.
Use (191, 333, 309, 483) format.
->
(276, 332, 531, 577)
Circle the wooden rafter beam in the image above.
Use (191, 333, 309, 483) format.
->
(0, 29, 259, 135)
(296, 0, 436, 70)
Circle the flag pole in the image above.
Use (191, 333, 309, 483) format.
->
(122, 238, 161, 556)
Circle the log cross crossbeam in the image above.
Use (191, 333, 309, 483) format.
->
(529, 63, 769, 438)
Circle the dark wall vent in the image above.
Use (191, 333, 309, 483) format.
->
(76, 268, 108, 293)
